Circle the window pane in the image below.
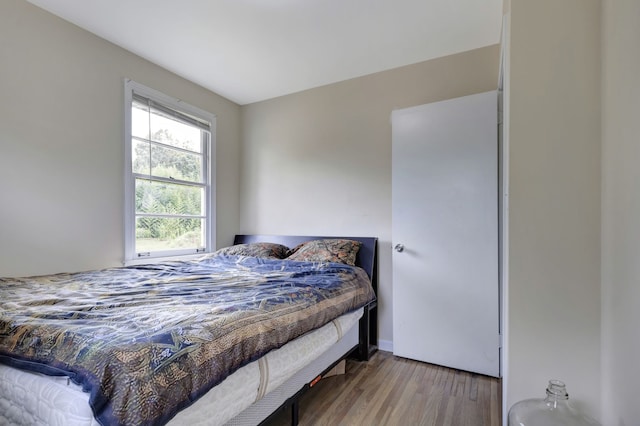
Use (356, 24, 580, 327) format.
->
(135, 217, 204, 252)
(151, 144, 203, 182)
(150, 112, 202, 153)
(136, 180, 204, 215)
(132, 101, 150, 139)
(132, 139, 150, 175)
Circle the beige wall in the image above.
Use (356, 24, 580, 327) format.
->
(0, 0, 241, 277)
(506, 0, 602, 418)
(601, 0, 640, 424)
(240, 45, 500, 346)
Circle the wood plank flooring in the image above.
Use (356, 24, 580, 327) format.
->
(263, 350, 501, 426)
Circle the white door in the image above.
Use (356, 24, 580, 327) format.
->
(391, 91, 500, 377)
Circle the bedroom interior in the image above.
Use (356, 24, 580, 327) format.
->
(0, 0, 638, 425)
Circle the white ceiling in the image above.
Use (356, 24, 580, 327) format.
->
(27, 0, 503, 105)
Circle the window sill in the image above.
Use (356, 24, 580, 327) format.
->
(123, 253, 208, 267)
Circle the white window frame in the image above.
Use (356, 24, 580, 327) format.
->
(123, 79, 216, 264)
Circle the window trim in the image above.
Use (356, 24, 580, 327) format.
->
(123, 79, 216, 264)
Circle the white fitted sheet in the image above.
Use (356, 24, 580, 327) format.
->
(0, 309, 362, 426)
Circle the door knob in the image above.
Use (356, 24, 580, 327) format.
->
(394, 244, 405, 253)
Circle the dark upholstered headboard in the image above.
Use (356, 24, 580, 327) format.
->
(233, 235, 378, 291)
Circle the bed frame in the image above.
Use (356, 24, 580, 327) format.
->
(232, 235, 379, 425)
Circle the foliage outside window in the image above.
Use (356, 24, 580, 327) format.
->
(124, 80, 215, 261)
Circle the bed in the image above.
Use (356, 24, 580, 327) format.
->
(0, 235, 378, 426)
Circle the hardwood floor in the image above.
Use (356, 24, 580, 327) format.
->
(263, 351, 501, 426)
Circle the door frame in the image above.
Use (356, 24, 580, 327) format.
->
(499, 12, 511, 425)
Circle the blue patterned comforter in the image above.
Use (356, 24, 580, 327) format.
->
(0, 255, 376, 425)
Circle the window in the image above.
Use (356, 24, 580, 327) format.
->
(124, 80, 215, 262)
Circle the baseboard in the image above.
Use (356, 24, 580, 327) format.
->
(378, 339, 393, 352)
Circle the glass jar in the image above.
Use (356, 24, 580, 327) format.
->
(508, 380, 601, 426)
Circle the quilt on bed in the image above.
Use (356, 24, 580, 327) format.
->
(0, 255, 376, 426)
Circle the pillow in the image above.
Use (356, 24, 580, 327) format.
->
(213, 242, 290, 259)
(286, 239, 362, 266)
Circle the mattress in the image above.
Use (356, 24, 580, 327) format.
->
(0, 255, 375, 425)
(0, 309, 362, 426)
